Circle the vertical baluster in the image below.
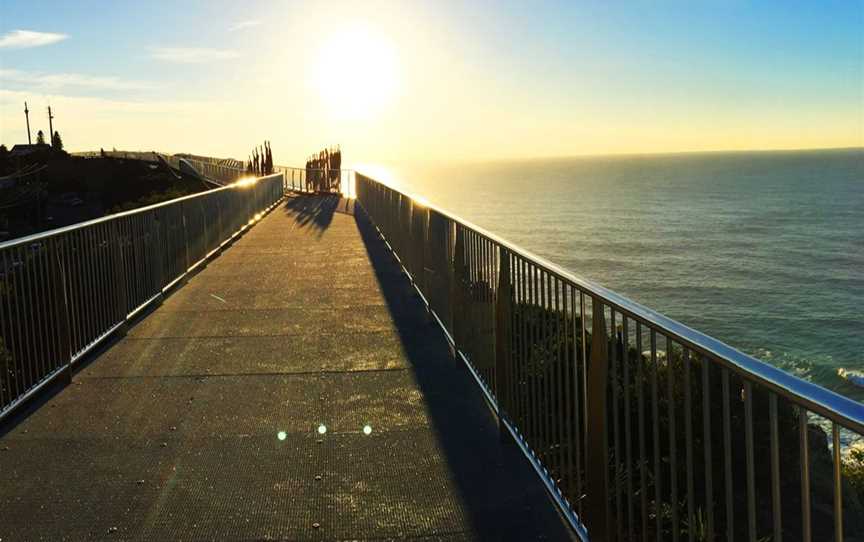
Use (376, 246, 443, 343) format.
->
(586, 297, 609, 540)
(516, 257, 524, 429)
(22, 244, 41, 385)
(495, 240, 501, 394)
(611, 309, 622, 542)
(138, 212, 147, 299)
(14, 246, 34, 390)
(35, 242, 54, 373)
(26, 242, 43, 381)
(533, 266, 547, 452)
(33, 241, 51, 377)
(116, 218, 127, 313)
(543, 271, 552, 463)
(744, 381, 756, 542)
(135, 214, 144, 303)
(88, 227, 104, 337)
(100, 224, 114, 328)
(474, 234, 482, 373)
(683, 350, 694, 542)
(769, 393, 782, 542)
(495, 242, 502, 400)
(832, 423, 843, 542)
(538, 269, 547, 459)
(52, 237, 72, 372)
(68, 231, 82, 354)
(86, 227, 101, 336)
(465, 230, 473, 360)
(126, 213, 138, 309)
(20, 243, 37, 382)
(0, 253, 7, 408)
(485, 238, 493, 386)
(637, 322, 648, 541)
(702, 357, 715, 540)
(651, 329, 662, 541)
(799, 407, 811, 542)
(531, 265, 546, 452)
(668, 337, 679, 542)
(127, 216, 137, 311)
(581, 291, 588, 463)
(564, 284, 574, 500)
(555, 276, 564, 478)
(722, 369, 734, 541)
(2, 250, 19, 402)
(517, 256, 526, 431)
(46, 239, 64, 371)
(531, 264, 540, 450)
(10, 249, 25, 400)
(572, 287, 583, 517)
(623, 316, 634, 540)
(548, 273, 556, 468)
(506, 248, 517, 422)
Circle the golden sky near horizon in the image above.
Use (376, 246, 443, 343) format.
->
(1, 1, 862, 165)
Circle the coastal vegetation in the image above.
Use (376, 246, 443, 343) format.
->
(0, 152, 210, 239)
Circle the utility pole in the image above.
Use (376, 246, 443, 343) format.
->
(24, 102, 32, 144)
(47, 106, 55, 147)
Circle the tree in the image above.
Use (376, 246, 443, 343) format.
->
(36, 130, 45, 145)
(52, 131, 64, 151)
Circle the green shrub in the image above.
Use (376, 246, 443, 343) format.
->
(845, 447, 864, 498)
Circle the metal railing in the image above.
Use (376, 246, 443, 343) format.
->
(276, 165, 356, 197)
(71, 151, 248, 185)
(355, 173, 864, 542)
(0, 172, 285, 421)
(180, 158, 246, 184)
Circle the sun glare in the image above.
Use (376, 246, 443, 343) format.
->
(314, 26, 398, 121)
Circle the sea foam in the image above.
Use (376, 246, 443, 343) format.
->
(838, 368, 864, 388)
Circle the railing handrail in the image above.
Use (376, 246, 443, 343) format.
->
(354, 171, 864, 435)
(182, 157, 247, 171)
(276, 164, 355, 173)
(0, 173, 282, 252)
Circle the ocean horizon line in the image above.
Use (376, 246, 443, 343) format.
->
(377, 145, 864, 170)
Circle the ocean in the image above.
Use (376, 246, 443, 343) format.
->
(363, 148, 864, 402)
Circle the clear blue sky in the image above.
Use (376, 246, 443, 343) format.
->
(1, 0, 862, 162)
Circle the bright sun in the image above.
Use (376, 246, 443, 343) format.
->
(314, 27, 398, 121)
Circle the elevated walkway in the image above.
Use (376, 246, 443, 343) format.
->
(0, 194, 572, 541)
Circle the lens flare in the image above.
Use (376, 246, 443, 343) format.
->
(234, 176, 258, 187)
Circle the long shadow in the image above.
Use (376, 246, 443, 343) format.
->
(282, 193, 353, 234)
(352, 209, 574, 540)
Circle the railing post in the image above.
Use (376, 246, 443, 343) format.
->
(182, 205, 191, 272)
(495, 246, 512, 441)
(110, 220, 128, 335)
(49, 237, 72, 384)
(450, 225, 467, 360)
(586, 297, 610, 541)
(421, 207, 430, 302)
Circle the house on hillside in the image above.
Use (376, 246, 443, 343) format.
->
(9, 143, 51, 158)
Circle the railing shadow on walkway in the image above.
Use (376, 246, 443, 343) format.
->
(352, 208, 575, 541)
(282, 193, 354, 234)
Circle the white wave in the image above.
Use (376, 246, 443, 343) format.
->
(837, 368, 864, 388)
